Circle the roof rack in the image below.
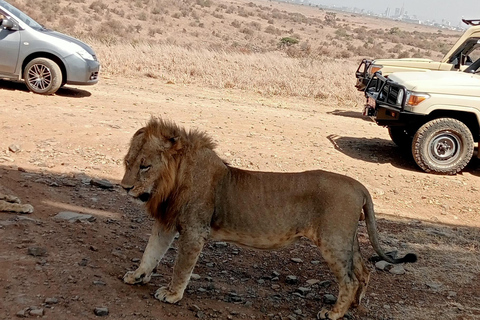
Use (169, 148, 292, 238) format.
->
(462, 19, 480, 26)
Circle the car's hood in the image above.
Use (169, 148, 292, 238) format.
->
(390, 71, 480, 96)
(371, 58, 444, 74)
(42, 30, 96, 55)
(374, 58, 435, 66)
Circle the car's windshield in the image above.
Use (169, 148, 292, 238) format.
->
(0, 0, 43, 30)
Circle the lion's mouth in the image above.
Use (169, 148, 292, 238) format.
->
(138, 192, 151, 202)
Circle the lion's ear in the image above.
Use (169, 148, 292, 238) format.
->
(133, 128, 146, 138)
(167, 136, 182, 154)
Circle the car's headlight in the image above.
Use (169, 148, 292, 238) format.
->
(76, 48, 95, 61)
(396, 89, 404, 105)
(406, 92, 430, 106)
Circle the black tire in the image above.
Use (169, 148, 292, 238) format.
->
(412, 118, 474, 174)
(388, 126, 413, 149)
(24, 58, 62, 95)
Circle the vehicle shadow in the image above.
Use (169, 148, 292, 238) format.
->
(0, 79, 92, 98)
(0, 79, 29, 92)
(328, 134, 480, 175)
(327, 109, 371, 122)
(55, 86, 92, 98)
(327, 134, 420, 173)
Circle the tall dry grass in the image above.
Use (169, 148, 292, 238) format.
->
(91, 40, 362, 105)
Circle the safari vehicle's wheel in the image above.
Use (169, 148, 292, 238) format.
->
(388, 126, 413, 149)
(412, 118, 474, 174)
(24, 58, 62, 95)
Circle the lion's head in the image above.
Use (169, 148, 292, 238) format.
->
(121, 118, 216, 222)
(121, 119, 183, 206)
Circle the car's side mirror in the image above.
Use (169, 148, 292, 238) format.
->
(1, 18, 15, 29)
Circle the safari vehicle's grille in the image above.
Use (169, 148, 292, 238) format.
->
(365, 73, 407, 111)
(90, 72, 99, 81)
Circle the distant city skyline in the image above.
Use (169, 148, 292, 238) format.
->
(311, 0, 480, 26)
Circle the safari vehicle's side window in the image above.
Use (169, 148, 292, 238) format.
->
(468, 43, 480, 62)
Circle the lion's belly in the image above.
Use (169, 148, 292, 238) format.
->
(210, 228, 301, 250)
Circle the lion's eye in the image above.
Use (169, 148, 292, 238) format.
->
(140, 164, 151, 172)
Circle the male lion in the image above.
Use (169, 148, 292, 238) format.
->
(121, 118, 417, 320)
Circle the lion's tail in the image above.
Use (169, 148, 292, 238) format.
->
(363, 189, 417, 264)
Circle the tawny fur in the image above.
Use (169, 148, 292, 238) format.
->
(121, 118, 416, 320)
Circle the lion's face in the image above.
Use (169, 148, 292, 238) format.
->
(121, 128, 179, 204)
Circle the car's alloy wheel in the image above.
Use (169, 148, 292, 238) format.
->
(24, 58, 62, 95)
(412, 118, 474, 174)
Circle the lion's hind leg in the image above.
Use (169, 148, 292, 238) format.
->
(352, 236, 370, 308)
(316, 238, 360, 320)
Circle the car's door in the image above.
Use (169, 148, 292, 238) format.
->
(0, 11, 21, 76)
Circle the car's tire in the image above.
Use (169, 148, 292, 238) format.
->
(24, 58, 62, 95)
(412, 118, 474, 174)
(388, 126, 413, 149)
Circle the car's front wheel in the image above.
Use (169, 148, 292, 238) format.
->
(412, 118, 474, 174)
(24, 58, 62, 95)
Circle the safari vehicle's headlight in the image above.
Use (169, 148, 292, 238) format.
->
(406, 92, 430, 106)
(76, 48, 95, 61)
(369, 64, 383, 75)
(396, 89, 404, 105)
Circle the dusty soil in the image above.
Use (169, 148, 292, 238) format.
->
(0, 78, 479, 320)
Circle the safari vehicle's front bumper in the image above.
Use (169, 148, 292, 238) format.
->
(363, 73, 425, 127)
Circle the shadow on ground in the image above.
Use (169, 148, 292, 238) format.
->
(0, 165, 479, 320)
(0, 80, 91, 98)
(327, 109, 371, 122)
(327, 134, 480, 175)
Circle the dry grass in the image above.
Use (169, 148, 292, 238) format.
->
(93, 40, 361, 103)
(5, 0, 463, 104)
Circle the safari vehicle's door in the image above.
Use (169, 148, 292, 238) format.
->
(0, 10, 20, 76)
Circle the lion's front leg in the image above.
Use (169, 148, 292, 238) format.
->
(124, 221, 177, 285)
(154, 231, 206, 304)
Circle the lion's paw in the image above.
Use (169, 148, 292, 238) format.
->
(154, 286, 182, 304)
(123, 271, 151, 284)
(317, 309, 332, 320)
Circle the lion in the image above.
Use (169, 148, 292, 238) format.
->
(0, 193, 34, 214)
(121, 118, 417, 320)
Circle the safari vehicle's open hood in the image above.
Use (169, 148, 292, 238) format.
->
(389, 71, 480, 97)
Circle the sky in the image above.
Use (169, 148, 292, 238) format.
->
(312, 0, 480, 26)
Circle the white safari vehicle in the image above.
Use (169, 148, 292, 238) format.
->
(356, 19, 480, 91)
(363, 58, 480, 174)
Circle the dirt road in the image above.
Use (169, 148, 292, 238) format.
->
(1, 78, 479, 319)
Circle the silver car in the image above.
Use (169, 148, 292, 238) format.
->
(0, 0, 100, 94)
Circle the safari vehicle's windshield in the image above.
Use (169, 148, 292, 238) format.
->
(0, 0, 43, 30)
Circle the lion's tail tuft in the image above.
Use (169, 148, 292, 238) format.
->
(363, 188, 418, 265)
(400, 253, 418, 263)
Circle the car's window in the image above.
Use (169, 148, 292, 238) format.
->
(467, 42, 480, 62)
(0, 0, 43, 30)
